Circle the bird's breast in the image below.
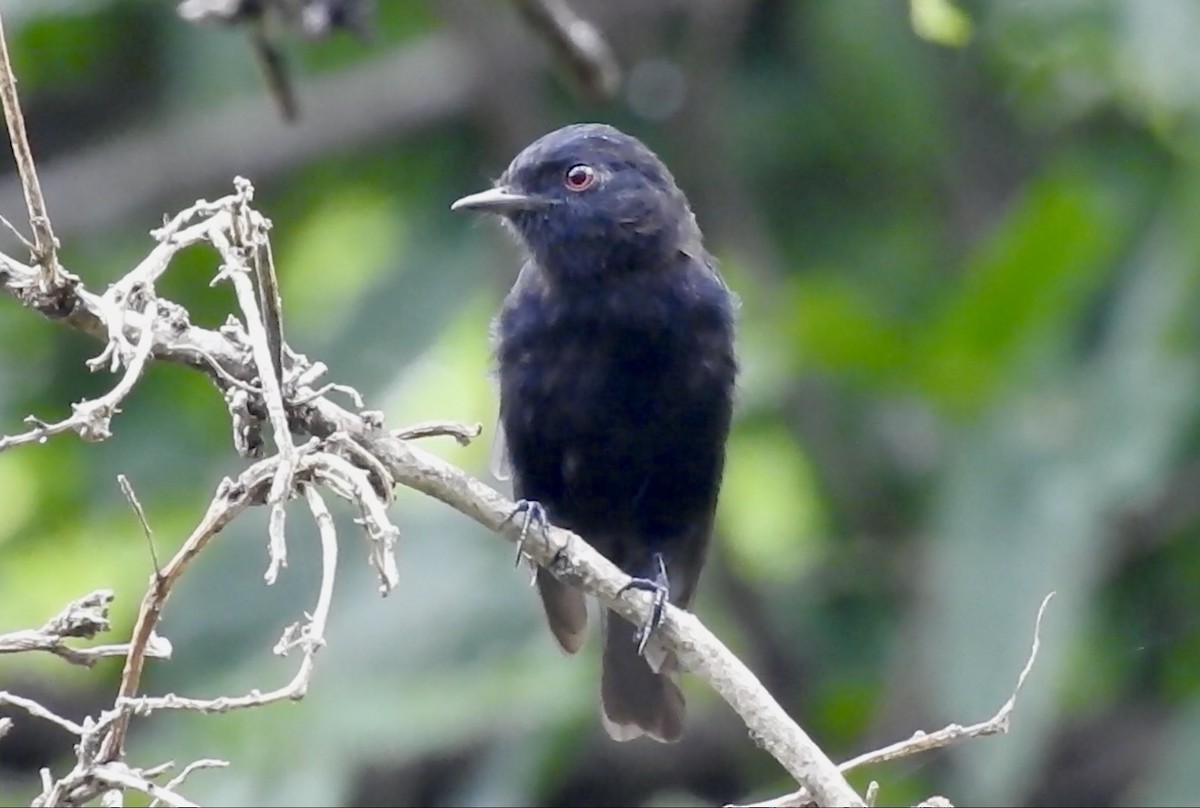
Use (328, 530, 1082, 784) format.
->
(497, 268, 734, 458)
(500, 280, 718, 416)
(495, 264, 736, 542)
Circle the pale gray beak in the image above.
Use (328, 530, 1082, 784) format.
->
(450, 186, 540, 213)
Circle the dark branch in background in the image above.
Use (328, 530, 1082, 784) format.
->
(510, 0, 620, 103)
(249, 24, 301, 123)
(176, 0, 376, 121)
(0, 31, 481, 244)
(183, 0, 612, 129)
(0, 0, 651, 245)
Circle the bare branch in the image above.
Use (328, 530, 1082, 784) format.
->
(309, 447, 400, 593)
(153, 759, 229, 808)
(0, 691, 87, 736)
(841, 592, 1054, 771)
(732, 593, 1056, 808)
(391, 419, 483, 446)
(91, 763, 199, 808)
(99, 456, 281, 762)
(361, 435, 864, 807)
(118, 480, 339, 717)
(0, 303, 154, 451)
(210, 180, 298, 584)
(0, 8, 61, 286)
(511, 0, 620, 103)
(0, 590, 171, 668)
(118, 473, 161, 573)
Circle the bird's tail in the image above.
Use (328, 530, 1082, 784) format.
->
(536, 567, 589, 654)
(599, 610, 685, 743)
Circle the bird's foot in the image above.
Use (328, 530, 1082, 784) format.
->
(500, 498, 549, 575)
(617, 553, 669, 656)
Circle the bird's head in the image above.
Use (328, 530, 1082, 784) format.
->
(452, 123, 702, 283)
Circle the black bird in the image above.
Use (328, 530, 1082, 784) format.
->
(451, 123, 737, 743)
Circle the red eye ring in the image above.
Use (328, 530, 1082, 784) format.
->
(564, 164, 596, 192)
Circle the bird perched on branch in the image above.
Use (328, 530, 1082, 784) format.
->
(452, 123, 737, 743)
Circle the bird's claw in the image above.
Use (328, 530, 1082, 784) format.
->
(617, 553, 669, 656)
(501, 498, 549, 574)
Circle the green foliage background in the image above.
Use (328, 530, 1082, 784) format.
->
(3, 1, 1200, 805)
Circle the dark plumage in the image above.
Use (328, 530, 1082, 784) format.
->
(452, 123, 737, 743)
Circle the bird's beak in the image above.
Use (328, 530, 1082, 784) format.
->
(450, 186, 540, 214)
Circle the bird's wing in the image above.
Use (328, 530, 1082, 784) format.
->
(489, 259, 546, 485)
(488, 415, 512, 482)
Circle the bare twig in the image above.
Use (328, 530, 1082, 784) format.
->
(33, 750, 211, 808)
(118, 480, 339, 717)
(730, 593, 1056, 808)
(91, 763, 199, 808)
(153, 759, 230, 808)
(118, 473, 161, 573)
(96, 440, 395, 765)
(0, 299, 156, 452)
(99, 457, 281, 762)
(391, 419, 483, 446)
(110, 211, 220, 302)
(251, 227, 286, 388)
(0, 590, 171, 668)
(841, 592, 1054, 770)
(0, 691, 87, 736)
(310, 447, 400, 593)
(211, 180, 298, 585)
(0, 8, 61, 286)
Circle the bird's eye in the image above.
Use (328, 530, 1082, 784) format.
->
(563, 164, 596, 192)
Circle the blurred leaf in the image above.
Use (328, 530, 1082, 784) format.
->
(718, 423, 825, 584)
(918, 160, 1129, 412)
(0, 451, 39, 547)
(279, 185, 406, 342)
(788, 272, 910, 385)
(910, 0, 973, 48)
